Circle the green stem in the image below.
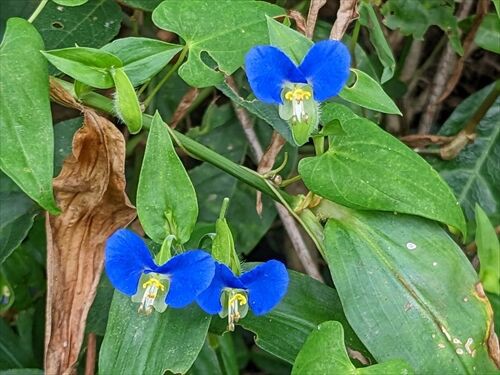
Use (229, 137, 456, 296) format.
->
(28, 0, 49, 23)
(349, 20, 361, 67)
(219, 197, 230, 220)
(280, 174, 302, 188)
(143, 46, 189, 108)
(313, 136, 325, 156)
(53, 80, 291, 204)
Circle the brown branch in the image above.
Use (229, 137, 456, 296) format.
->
(330, 0, 359, 40)
(170, 87, 199, 129)
(225, 77, 324, 281)
(438, 0, 491, 103)
(288, 10, 307, 35)
(306, 0, 327, 39)
(84, 333, 97, 375)
(399, 134, 455, 148)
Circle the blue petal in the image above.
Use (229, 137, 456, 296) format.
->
(245, 46, 306, 104)
(239, 260, 289, 316)
(298, 40, 351, 102)
(196, 263, 244, 314)
(156, 250, 215, 308)
(105, 229, 157, 296)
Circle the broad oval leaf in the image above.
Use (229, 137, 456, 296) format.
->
(0, 18, 58, 213)
(323, 206, 498, 373)
(137, 112, 198, 244)
(239, 269, 371, 364)
(298, 117, 466, 236)
(152, 0, 284, 87)
(42, 47, 122, 89)
(33, 0, 121, 50)
(99, 292, 210, 374)
(292, 321, 413, 375)
(102, 37, 182, 86)
(339, 69, 401, 115)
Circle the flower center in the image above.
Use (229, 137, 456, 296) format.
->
(283, 87, 313, 123)
(227, 292, 247, 331)
(139, 277, 165, 315)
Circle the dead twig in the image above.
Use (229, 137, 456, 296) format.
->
(438, 0, 491, 103)
(330, 0, 359, 40)
(306, 0, 327, 39)
(170, 87, 199, 129)
(287, 9, 307, 35)
(84, 333, 97, 375)
(399, 134, 455, 149)
(225, 77, 324, 281)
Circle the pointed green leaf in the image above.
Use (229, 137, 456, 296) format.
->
(476, 14, 500, 54)
(292, 321, 413, 375)
(359, 3, 396, 83)
(102, 37, 182, 86)
(137, 112, 198, 244)
(339, 69, 401, 115)
(152, 0, 284, 87)
(0, 18, 58, 213)
(42, 47, 122, 89)
(323, 207, 498, 373)
(267, 16, 312, 64)
(299, 117, 466, 236)
(99, 292, 210, 374)
(475, 204, 500, 295)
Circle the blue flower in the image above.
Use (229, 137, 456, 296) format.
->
(105, 229, 215, 314)
(196, 260, 289, 330)
(245, 40, 351, 145)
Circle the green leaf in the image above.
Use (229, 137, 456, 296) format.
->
(0, 370, 44, 375)
(42, 47, 122, 89)
(299, 117, 466, 236)
(0, 18, 58, 213)
(359, 3, 396, 83)
(152, 0, 284, 87)
(189, 340, 223, 375)
(339, 69, 401, 115)
(53, 117, 82, 175)
(0, 173, 38, 265)
(239, 269, 370, 364)
(217, 82, 294, 145)
(430, 84, 500, 227)
(381, 0, 463, 55)
(99, 292, 210, 374)
(475, 14, 500, 54)
(292, 321, 413, 375)
(121, 0, 163, 11)
(137, 112, 198, 244)
(0, 315, 36, 369)
(102, 37, 182, 86)
(33, 0, 121, 50)
(267, 16, 312, 64)
(494, 0, 500, 18)
(323, 207, 498, 373)
(52, 0, 88, 6)
(475, 205, 500, 295)
(111, 67, 143, 133)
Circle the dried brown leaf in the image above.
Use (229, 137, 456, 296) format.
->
(305, 0, 327, 38)
(171, 87, 199, 128)
(287, 10, 307, 35)
(330, 0, 359, 40)
(45, 108, 136, 374)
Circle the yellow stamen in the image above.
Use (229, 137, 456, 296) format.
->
(143, 278, 165, 291)
(227, 292, 247, 331)
(285, 88, 312, 102)
(229, 293, 247, 306)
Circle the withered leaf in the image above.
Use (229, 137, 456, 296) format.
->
(45, 108, 136, 375)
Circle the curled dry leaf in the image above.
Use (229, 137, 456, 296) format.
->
(171, 87, 199, 128)
(474, 282, 500, 368)
(45, 105, 136, 374)
(330, 0, 359, 40)
(287, 10, 307, 35)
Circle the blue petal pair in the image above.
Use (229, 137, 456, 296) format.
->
(105, 229, 215, 314)
(245, 40, 351, 105)
(196, 261, 289, 330)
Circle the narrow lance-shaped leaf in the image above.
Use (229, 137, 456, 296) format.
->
(292, 321, 413, 375)
(299, 117, 467, 236)
(339, 69, 401, 115)
(137, 112, 198, 244)
(0, 18, 58, 213)
(102, 37, 182, 86)
(322, 204, 499, 373)
(42, 47, 123, 89)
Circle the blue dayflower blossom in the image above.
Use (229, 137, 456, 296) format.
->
(196, 260, 289, 330)
(245, 40, 351, 145)
(105, 229, 215, 314)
